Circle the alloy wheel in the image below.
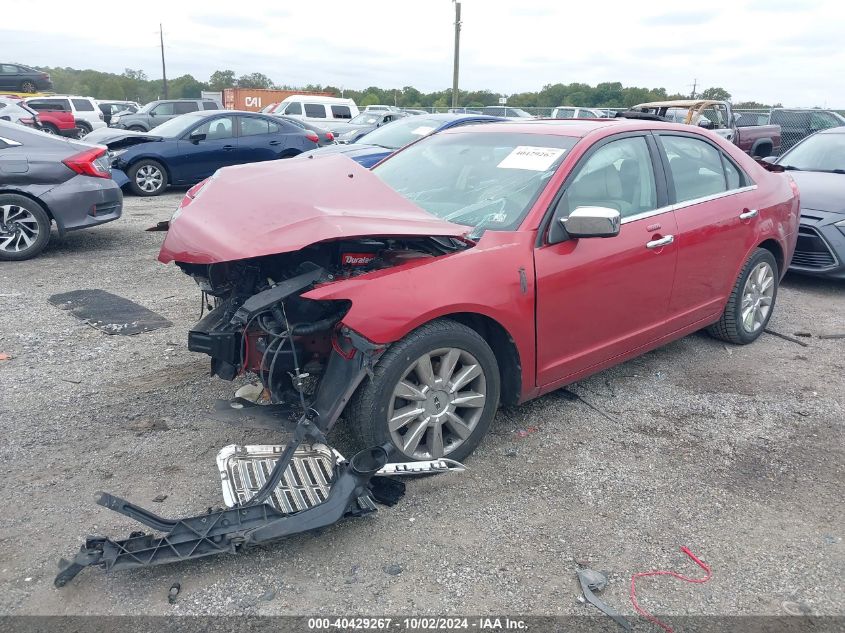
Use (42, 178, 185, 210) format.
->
(740, 261, 775, 333)
(135, 165, 163, 193)
(0, 204, 40, 254)
(388, 347, 487, 459)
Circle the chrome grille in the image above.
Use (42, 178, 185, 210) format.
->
(793, 226, 837, 269)
(217, 444, 338, 513)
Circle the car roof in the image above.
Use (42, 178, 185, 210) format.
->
(436, 118, 700, 138)
(818, 127, 845, 134)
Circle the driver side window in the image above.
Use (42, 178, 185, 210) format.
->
(557, 136, 657, 220)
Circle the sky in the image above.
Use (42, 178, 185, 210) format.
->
(2, 0, 843, 106)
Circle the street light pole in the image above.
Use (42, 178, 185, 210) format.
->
(451, 1, 461, 109)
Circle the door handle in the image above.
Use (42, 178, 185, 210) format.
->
(646, 235, 674, 250)
(222, 144, 235, 151)
(739, 209, 759, 220)
(269, 140, 282, 146)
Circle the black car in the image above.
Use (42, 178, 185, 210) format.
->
(775, 127, 845, 279)
(0, 63, 53, 93)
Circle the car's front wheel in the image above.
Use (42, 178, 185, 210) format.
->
(708, 248, 779, 344)
(0, 194, 51, 261)
(346, 319, 501, 462)
(128, 160, 168, 196)
(127, 125, 146, 132)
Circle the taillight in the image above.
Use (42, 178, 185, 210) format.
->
(305, 131, 319, 143)
(62, 147, 111, 179)
(325, 131, 334, 142)
(186, 178, 210, 200)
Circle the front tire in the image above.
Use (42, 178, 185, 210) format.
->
(0, 194, 51, 261)
(345, 319, 501, 462)
(708, 248, 778, 344)
(127, 125, 146, 132)
(128, 159, 168, 196)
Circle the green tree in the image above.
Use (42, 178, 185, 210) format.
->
(236, 72, 274, 89)
(208, 70, 236, 90)
(700, 87, 731, 101)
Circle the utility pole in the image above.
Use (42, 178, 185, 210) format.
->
(690, 78, 697, 99)
(451, 1, 461, 109)
(160, 23, 168, 99)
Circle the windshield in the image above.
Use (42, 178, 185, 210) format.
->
(357, 117, 446, 149)
(778, 132, 845, 172)
(373, 131, 578, 231)
(349, 112, 382, 126)
(149, 113, 205, 136)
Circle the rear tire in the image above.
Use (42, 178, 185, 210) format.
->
(75, 121, 92, 138)
(344, 319, 501, 463)
(127, 125, 146, 132)
(19, 80, 37, 93)
(707, 248, 778, 345)
(40, 123, 59, 135)
(128, 159, 168, 196)
(0, 194, 51, 261)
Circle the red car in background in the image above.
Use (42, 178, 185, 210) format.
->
(160, 119, 800, 462)
(0, 94, 78, 137)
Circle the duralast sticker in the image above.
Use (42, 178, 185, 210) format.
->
(498, 146, 567, 171)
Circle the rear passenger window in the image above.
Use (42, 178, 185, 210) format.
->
(174, 102, 199, 114)
(662, 136, 729, 203)
(72, 99, 95, 111)
(28, 99, 69, 111)
(202, 102, 219, 110)
(304, 103, 326, 118)
(240, 117, 270, 136)
(152, 103, 174, 115)
(331, 105, 352, 119)
(285, 102, 302, 115)
(559, 136, 657, 219)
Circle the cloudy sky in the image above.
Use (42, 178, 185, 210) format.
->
(3, 0, 843, 105)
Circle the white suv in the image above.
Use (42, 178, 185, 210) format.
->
(24, 95, 106, 135)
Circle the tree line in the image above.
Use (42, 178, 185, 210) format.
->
(40, 66, 773, 109)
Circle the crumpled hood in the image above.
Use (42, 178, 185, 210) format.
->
(158, 154, 466, 264)
(789, 171, 845, 214)
(82, 127, 163, 149)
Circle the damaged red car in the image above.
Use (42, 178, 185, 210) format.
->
(160, 120, 800, 462)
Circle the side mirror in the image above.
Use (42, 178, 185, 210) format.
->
(189, 132, 206, 143)
(149, 111, 156, 117)
(697, 119, 715, 129)
(562, 207, 621, 239)
(761, 156, 777, 164)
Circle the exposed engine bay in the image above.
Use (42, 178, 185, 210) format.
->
(179, 236, 467, 409)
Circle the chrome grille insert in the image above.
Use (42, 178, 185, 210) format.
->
(217, 443, 340, 513)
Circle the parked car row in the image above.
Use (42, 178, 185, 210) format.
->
(737, 108, 845, 153)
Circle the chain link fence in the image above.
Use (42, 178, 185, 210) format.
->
(408, 106, 845, 155)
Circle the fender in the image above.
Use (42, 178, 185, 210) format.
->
(303, 230, 538, 398)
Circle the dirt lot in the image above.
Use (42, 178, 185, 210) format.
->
(0, 191, 843, 619)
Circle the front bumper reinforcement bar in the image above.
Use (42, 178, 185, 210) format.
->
(55, 444, 391, 587)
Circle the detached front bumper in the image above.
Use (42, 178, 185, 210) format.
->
(790, 209, 845, 279)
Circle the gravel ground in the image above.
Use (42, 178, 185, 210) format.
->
(0, 191, 842, 619)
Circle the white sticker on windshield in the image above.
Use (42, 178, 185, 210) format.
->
(497, 146, 567, 171)
(411, 126, 436, 136)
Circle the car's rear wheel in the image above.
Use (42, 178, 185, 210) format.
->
(707, 248, 778, 344)
(40, 123, 58, 135)
(127, 125, 146, 132)
(0, 194, 51, 261)
(345, 319, 500, 462)
(75, 121, 92, 138)
(19, 80, 37, 93)
(128, 160, 168, 196)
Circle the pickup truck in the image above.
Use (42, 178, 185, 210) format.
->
(630, 100, 781, 157)
(739, 109, 845, 153)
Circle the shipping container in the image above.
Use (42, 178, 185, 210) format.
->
(222, 88, 332, 112)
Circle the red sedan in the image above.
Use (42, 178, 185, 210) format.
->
(160, 119, 799, 462)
